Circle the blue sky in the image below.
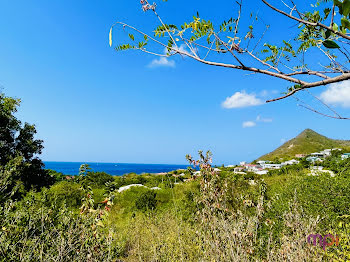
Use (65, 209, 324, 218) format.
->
(1, 0, 350, 165)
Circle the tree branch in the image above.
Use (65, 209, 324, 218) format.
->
(292, 95, 350, 120)
(262, 0, 350, 41)
(267, 72, 350, 102)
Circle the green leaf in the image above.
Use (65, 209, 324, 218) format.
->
(128, 34, 135, 41)
(109, 27, 113, 47)
(335, 0, 343, 15)
(322, 39, 340, 48)
(343, 0, 350, 16)
(324, 8, 331, 19)
(341, 17, 350, 29)
(325, 29, 332, 39)
(334, 0, 342, 7)
(333, 23, 339, 31)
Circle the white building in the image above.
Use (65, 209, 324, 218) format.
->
(234, 167, 246, 174)
(342, 153, 350, 160)
(320, 149, 332, 157)
(257, 160, 271, 165)
(255, 170, 268, 175)
(244, 164, 262, 172)
(306, 156, 323, 163)
(282, 159, 300, 166)
(310, 150, 332, 158)
(118, 184, 145, 193)
(261, 163, 282, 169)
(311, 152, 326, 158)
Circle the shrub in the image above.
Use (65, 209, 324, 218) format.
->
(48, 181, 85, 208)
(0, 191, 119, 261)
(84, 171, 114, 188)
(135, 190, 157, 212)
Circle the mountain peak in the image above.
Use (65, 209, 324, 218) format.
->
(301, 128, 316, 134)
(295, 129, 326, 140)
(298, 128, 320, 136)
(258, 129, 350, 161)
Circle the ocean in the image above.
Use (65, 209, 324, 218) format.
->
(44, 161, 190, 176)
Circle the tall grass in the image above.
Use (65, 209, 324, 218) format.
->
(1, 153, 346, 261)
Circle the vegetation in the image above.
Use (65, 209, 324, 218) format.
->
(258, 128, 350, 161)
(0, 93, 55, 202)
(1, 93, 350, 261)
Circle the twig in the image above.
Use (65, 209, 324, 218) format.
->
(262, 0, 350, 40)
(305, 89, 341, 118)
(292, 96, 350, 120)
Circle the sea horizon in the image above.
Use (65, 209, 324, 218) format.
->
(44, 161, 192, 176)
(44, 160, 189, 165)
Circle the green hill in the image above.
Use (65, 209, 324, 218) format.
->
(258, 129, 350, 161)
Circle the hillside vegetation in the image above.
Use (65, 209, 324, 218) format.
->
(258, 129, 350, 161)
(2, 94, 350, 261)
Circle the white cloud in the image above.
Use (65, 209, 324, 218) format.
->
(256, 115, 273, 123)
(242, 115, 272, 129)
(320, 80, 350, 107)
(260, 90, 269, 97)
(259, 89, 279, 97)
(242, 121, 256, 128)
(222, 91, 264, 109)
(172, 44, 189, 55)
(147, 44, 190, 68)
(148, 57, 175, 68)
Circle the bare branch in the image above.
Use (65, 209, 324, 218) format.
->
(292, 95, 350, 120)
(245, 50, 282, 73)
(234, 0, 242, 39)
(212, 32, 245, 67)
(134, 48, 173, 57)
(290, 0, 303, 19)
(298, 103, 350, 120)
(252, 25, 269, 52)
(330, 2, 335, 28)
(267, 72, 350, 102)
(286, 71, 330, 79)
(305, 89, 341, 118)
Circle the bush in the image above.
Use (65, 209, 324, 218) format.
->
(48, 181, 85, 208)
(84, 172, 114, 188)
(0, 190, 120, 261)
(135, 190, 157, 212)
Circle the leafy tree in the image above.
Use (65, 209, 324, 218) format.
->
(0, 93, 54, 200)
(110, 0, 350, 119)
